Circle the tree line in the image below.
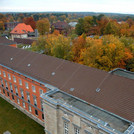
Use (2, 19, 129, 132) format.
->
(32, 33, 134, 72)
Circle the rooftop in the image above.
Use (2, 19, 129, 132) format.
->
(0, 45, 134, 122)
(45, 91, 131, 133)
(10, 23, 34, 34)
(0, 37, 16, 45)
(110, 68, 134, 80)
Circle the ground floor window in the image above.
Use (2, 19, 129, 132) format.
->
(74, 127, 80, 134)
(42, 114, 44, 120)
(22, 102, 25, 108)
(2, 89, 4, 93)
(7, 92, 10, 97)
(17, 98, 20, 104)
(35, 109, 38, 116)
(64, 121, 69, 134)
(28, 105, 32, 112)
(12, 95, 14, 100)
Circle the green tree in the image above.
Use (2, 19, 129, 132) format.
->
(75, 18, 84, 35)
(36, 18, 50, 35)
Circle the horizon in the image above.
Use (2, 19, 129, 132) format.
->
(0, 0, 134, 14)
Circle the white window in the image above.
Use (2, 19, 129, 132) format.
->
(64, 122, 69, 134)
(27, 93, 30, 101)
(74, 127, 80, 134)
(33, 97, 37, 106)
(25, 82, 29, 89)
(3, 71, 6, 77)
(13, 76, 16, 83)
(22, 102, 25, 108)
(8, 74, 11, 80)
(39, 89, 43, 95)
(10, 84, 13, 91)
(32, 85, 36, 93)
(19, 79, 22, 85)
(5, 81, 8, 87)
(15, 86, 18, 93)
(17, 99, 20, 104)
(21, 90, 24, 97)
(28, 105, 32, 112)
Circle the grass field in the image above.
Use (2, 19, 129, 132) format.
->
(0, 97, 44, 134)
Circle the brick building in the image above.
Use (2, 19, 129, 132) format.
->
(0, 45, 134, 134)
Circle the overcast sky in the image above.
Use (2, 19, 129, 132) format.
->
(0, 0, 134, 14)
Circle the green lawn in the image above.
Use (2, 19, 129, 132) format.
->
(0, 97, 45, 134)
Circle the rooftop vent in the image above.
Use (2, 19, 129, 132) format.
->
(96, 88, 100, 92)
(70, 88, 74, 91)
(10, 58, 13, 61)
(51, 72, 55, 76)
(27, 64, 31, 67)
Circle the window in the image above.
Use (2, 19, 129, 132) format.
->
(12, 95, 14, 100)
(28, 105, 32, 112)
(32, 85, 36, 93)
(35, 109, 38, 115)
(39, 89, 43, 95)
(7, 92, 10, 97)
(3, 89, 5, 94)
(74, 127, 80, 134)
(8, 74, 11, 80)
(64, 122, 69, 134)
(27, 93, 30, 102)
(0, 70, 1, 75)
(10, 84, 13, 92)
(25, 82, 29, 89)
(1, 79, 3, 84)
(13, 76, 16, 83)
(41, 100, 43, 111)
(17, 98, 20, 104)
(15, 86, 18, 95)
(42, 114, 44, 120)
(33, 96, 37, 106)
(22, 102, 25, 108)
(21, 90, 24, 99)
(3, 71, 6, 77)
(5, 81, 8, 88)
(19, 79, 22, 85)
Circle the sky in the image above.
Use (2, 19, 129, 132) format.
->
(0, 0, 134, 14)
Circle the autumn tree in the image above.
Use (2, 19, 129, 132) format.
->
(36, 18, 50, 35)
(23, 17, 36, 29)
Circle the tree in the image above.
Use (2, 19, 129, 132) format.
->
(75, 18, 84, 35)
(36, 18, 50, 35)
(0, 21, 5, 31)
(23, 17, 36, 30)
(104, 20, 119, 35)
(83, 16, 93, 34)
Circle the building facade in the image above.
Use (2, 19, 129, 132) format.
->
(0, 45, 134, 134)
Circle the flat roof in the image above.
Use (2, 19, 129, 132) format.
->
(110, 68, 134, 80)
(49, 91, 130, 133)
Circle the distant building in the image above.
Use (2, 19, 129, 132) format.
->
(51, 21, 70, 35)
(4, 22, 20, 31)
(0, 37, 17, 48)
(69, 22, 77, 29)
(14, 38, 36, 45)
(0, 45, 134, 134)
(10, 23, 34, 40)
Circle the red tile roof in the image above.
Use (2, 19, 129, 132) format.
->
(10, 23, 34, 34)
